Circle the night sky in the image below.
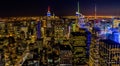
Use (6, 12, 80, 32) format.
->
(0, 0, 120, 17)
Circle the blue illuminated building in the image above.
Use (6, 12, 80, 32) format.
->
(85, 30, 91, 57)
(37, 21, 41, 39)
(108, 31, 120, 43)
(101, 27, 120, 43)
(76, 12, 80, 16)
(47, 6, 51, 17)
(47, 12, 51, 17)
(99, 23, 120, 65)
(92, 18, 120, 65)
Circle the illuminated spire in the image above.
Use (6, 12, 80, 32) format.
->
(95, 0, 97, 19)
(76, 1, 80, 16)
(78, 1, 80, 13)
(47, 6, 51, 16)
(48, 6, 50, 12)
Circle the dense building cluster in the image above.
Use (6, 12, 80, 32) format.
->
(0, 2, 120, 66)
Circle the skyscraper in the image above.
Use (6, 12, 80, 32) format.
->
(37, 21, 41, 39)
(76, 1, 80, 16)
(47, 6, 51, 17)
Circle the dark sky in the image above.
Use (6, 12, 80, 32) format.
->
(0, 0, 120, 17)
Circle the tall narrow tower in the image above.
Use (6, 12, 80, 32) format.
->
(76, 1, 80, 16)
(76, 1, 85, 28)
(47, 6, 51, 17)
(94, 0, 97, 19)
(77, 1, 80, 14)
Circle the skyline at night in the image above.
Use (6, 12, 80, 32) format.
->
(1, 0, 120, 66)
(0, 0, 120, 16)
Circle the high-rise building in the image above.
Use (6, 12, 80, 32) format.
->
(60, 44, 72, 66)
(113, 19, 120, 28)
(36, 21, 41, 39)
(76, 1, 80, 17)
(75, 1, 85, 28)
(89, 34, 100, 66)
(47, 6, 51, 17)
(99, 39, 120, 66)
(70, 28, 90, 65)
(98, 29, 120, 66)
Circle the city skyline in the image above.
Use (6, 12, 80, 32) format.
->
(0, 1, 120, 65)
(0, 0, 120, 17)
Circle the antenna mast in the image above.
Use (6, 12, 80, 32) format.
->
(95, 0, 97, 19)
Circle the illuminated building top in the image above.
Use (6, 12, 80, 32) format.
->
(47, 6, 51, 17)
(76, 1, 80, 16)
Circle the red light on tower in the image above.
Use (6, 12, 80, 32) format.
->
(47, 6, 51, 16)
(48, 6, 50, 12)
